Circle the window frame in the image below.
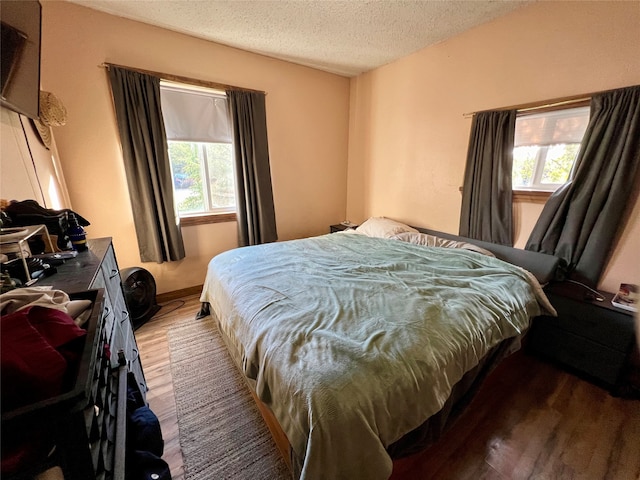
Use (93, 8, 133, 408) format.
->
(512, 103, 590, 195)
(160, 81, 237, 225)
(512, 143, 581, 193)
(180, 212, 236, 227)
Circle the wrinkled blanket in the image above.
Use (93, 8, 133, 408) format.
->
(200, 233, 555, 480)
(0, 288, 92, 326)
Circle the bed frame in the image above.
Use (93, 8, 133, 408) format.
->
(199, 228, 562, 476)
(414, 228, 562, 285)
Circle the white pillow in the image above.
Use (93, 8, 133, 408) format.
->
(391, 232, 496, 257)
(355, 217, 418, 238)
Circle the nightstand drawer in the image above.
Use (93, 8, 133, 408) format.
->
(546, 294, 635, 352)
(530, 322, 626, 385)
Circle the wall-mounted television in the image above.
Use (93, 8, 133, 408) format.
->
(1, 0, 41, 120)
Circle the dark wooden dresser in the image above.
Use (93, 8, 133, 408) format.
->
(528, 282, 637, 394)
(2, 238, 146, 480)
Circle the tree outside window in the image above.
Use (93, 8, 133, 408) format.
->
(168, 141, 235, 215)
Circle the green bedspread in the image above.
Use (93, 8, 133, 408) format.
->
(200, 233, 555, 480)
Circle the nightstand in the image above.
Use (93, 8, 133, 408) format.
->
(330, 223, 358, 233)
(528, 282, 637, 394)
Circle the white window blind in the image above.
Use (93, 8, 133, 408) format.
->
(160, 84, 231, 143)
(514, 106, 590, 147)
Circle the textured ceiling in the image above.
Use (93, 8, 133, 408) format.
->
(66, 0, 530, 77)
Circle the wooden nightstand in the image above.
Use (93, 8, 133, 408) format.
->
(330, 223, 358, 233)
(528, 282, 637, 395)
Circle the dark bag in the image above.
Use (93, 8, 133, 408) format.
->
(3, 200, 90, 251)
(126, 450, 171, 480)
(125, 374, 170, 479)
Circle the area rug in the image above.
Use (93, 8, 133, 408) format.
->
(167, 317, 291, 480)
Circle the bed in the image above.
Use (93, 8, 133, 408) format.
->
(199, 218, 560, 480)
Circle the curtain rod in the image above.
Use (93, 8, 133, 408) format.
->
(462, 93, 594, 118)
(99, 62, 266, 95)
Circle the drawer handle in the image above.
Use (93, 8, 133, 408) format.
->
(120, 311, 130, 323)
(109, 268, 119, 279)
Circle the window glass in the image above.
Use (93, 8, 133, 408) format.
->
(168, 141, 204, 214)
(512, 106, 589, 191)
(160, 82, 236, 216)
(540, 144, 580, 185)
(205, 143, 235, 209)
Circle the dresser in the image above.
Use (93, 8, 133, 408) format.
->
(2, 238, 147, 480)
(37, 237, 147, 399)
(528, 282, 637, 393)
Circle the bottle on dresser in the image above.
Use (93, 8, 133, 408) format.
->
(66, 213, 87, 251)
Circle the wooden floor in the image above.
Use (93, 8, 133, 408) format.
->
(136, 294, 640, 480)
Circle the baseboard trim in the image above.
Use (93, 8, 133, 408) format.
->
(157, 285, 203, 304)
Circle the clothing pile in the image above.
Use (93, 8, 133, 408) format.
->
(1, 288, 89, 475)
(2, 200, 90, 252)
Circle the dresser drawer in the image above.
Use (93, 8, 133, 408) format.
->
(101, 298, 117, 352)
(530, 322, 627, 386)
(100, 245, 124, 307)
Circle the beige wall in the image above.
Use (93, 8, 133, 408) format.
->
(28, 1, 640, 295)
(40, 2, 350, 294)
(347, 1, 640, 293)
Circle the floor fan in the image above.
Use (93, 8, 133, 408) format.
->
(120, 267, 161, 330)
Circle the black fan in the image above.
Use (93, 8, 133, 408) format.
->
(120, 267, 161, 330)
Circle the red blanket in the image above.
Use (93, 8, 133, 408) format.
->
(1, 306, 87, 474)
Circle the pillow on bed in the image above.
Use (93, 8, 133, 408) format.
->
(355, 217, 418, 238)
(391, 232, 496, 257)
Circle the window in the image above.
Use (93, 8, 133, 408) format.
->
(512, 106, 590, 192)
(160, 82, 236, 217)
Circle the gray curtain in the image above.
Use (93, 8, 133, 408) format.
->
(526, 85, 640, 286)
(459, 110, 516, 246)
(108, 66, 185, 263)
(226, 89, 277, 246)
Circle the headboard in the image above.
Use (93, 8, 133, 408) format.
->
(416, 227, 562, 285)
